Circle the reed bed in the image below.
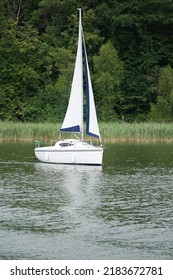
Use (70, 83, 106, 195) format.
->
(1, 121, 173, 143)
(0, 121, 58, 143)
(100, 122, 173, 143)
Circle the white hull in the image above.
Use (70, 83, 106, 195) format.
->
(35, 139, 103, 165)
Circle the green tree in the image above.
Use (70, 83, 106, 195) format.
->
(108, 0, 173, 120)
(26, 47, 73, 122)
(0, 19, 64, 121)
(94, 41, 124, 121)
(0, 0, 173, 122)
(149, 65, 173, 121)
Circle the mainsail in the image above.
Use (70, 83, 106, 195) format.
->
(60, 9, 101, 141)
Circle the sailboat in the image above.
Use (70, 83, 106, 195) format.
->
(34, 9, 103, 165)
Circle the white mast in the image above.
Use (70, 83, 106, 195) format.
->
(78, 8, 84, 141)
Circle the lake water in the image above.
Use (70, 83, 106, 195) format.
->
(0, 142, 173, 260)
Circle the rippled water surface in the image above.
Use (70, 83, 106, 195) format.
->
(0, 142, 173, 259)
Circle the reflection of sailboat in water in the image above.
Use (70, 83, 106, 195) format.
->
(35, 8, 103, 165)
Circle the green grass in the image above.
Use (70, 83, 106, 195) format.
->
(1, 121, 173, 143)
(0, 121, 58, 143)
(100, 122, 173, 143)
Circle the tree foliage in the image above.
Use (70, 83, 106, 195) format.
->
(94, 42, 124, 121)
(0, 0, 173, 122)
(149, 66, 173, 121)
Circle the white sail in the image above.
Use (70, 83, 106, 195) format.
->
(60, 8, 101, 141)
(83, 35, 101, 140)
(60, 9, 83, 134)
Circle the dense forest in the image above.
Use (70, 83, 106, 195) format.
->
(0, 0, 173, 123)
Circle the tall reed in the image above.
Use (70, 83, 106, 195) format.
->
(1, 121, 173, 143)
(100, 122, 173, 143)
(0, 121, 58, 142)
